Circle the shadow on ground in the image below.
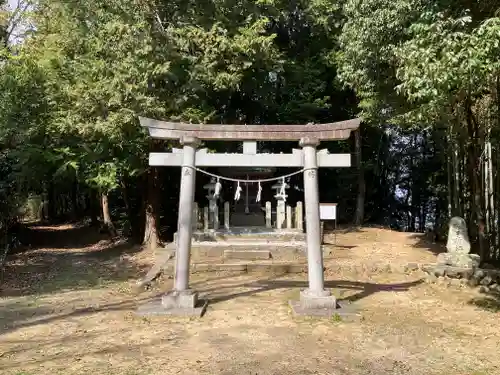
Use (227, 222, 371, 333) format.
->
(1, 224, 146, 297)
(193, 276, 424, 305)
(409, 233, 445, 256)
(468, 291, 500, 312)
(0, 292, 162, 336)
(11, 222, 108, 250)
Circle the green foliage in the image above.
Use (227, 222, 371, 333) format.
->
(3, 0, 498, 245)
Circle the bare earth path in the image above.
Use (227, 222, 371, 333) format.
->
(1, 225, 499, 375)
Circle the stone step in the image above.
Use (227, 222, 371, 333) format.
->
(163, 242, 306, 261)
(223, 249, 271, 260)
(162, 261, 307, 274)
(173, 229, 306, 243)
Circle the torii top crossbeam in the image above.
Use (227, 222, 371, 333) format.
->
(139, 117, 360, 141)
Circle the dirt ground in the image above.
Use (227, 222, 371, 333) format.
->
(1, 224, 499, 375)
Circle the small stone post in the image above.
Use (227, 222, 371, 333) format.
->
(203, 207, 209, 231)
(266, 201, 272, 228)
(298, 137, 336, 309)
(224, 201, 230, 230)
(213, 203, 219, 230)
(192, 202, 199, 230)
(286, 205, 292, 229)
(272, 180, 288, 230)
(295, 201, 303, 231)
(276, 201, 285, 229)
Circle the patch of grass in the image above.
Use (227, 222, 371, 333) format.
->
(331, 313, 343, 323)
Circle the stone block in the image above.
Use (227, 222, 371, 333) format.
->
(480, 275, 493, 286)
(136, 290, 208, 317)
(298, 289, 337, 309)
(137, 299, 208, 317)
(479, 285, 490, 294)
(162, 289, 198, 309)
(473, 269, 486, 279)
(224, 250, 271, 260)
(436, 252, 479, 269)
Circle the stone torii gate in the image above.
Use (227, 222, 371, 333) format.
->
(138, 117, 360, 317)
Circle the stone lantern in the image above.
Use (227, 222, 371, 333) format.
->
(271, 179, 289, 229)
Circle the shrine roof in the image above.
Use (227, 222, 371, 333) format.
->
(139, 117, 360, 141)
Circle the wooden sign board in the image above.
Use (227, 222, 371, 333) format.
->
(319, 203, 337, 221)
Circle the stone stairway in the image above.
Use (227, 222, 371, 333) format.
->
(137, 228, 309, 289)
(170, 227, 307, 262)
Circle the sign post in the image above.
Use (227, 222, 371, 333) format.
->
(319, 203, 337, 245)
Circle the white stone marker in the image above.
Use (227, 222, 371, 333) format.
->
(224, 201, 230, 229)
(192, 202, 199, 230)
(265, 201, 272, 228)
(286, 205, 292, 229)
(203, 206, 209, 232)
(296, 201, 303, 231)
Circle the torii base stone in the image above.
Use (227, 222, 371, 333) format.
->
(136, 290, 208, 317)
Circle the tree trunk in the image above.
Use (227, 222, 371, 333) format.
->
(120, 179, 134, 238)
(101, 192, 117, 237)
(48, 180, 57, 222)
(353, 128, 365, 226)
(89, 189, 99, 227)
(487, 141, 495, 252)
(143, 140, 162, 249)
(465, 99, 486, 260)
(452, 134, 461, 216)
(484, 136, 493, 257)
(71, 177, 78, 221)
(420, 199, 427, 232)
(446, 130, 453, 219)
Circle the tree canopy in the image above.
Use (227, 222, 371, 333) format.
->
(1, 0, 500, 262)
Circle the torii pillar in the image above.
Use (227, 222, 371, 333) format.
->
(136, 117, 360, 317)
